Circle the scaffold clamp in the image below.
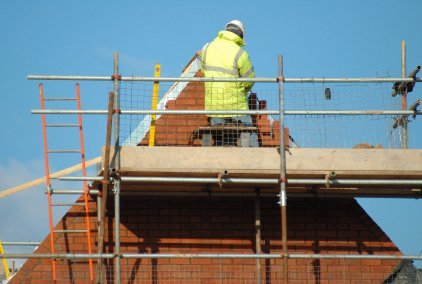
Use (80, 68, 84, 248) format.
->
(111, 74, 122, 81)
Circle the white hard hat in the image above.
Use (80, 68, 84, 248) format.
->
(225, 20, 245, 36)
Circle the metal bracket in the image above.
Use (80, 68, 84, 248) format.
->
(325, 171, 337, 189)
(391, 65, 420, 97)
(111, 74, 122, 81)
(217, 171, 227, 189)
(277, 191, 287, 206)
(392, 99, 421, 128)
(277, 76, 285, 82)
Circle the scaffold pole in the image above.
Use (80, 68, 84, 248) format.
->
(277, 55, 289, 281)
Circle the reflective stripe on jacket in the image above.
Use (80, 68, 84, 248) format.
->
(201, 30, 255, 117)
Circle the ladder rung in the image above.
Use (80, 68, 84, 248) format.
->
(54, 229, 88, 233)
(50, 189, 100, 195)
(49, 189, 84, 194)
(46, 124, 79, 128)
(52, 203, 85, 206)
(47, 150, 81, 153)
(44, 98, 77, 101)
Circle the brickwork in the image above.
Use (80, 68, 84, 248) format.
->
(138, 70, 286, 147)
(12, 196, 401, 283)
(139, 81, 208, 146)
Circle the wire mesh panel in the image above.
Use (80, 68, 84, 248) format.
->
(118, 79, 414, 149)
(282, 83, 408, 149)
(20, 257, 422, 283)
(119, 81, 278, 148)
(116, 259, 420, 283)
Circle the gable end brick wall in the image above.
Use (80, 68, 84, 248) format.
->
(12, 196, 401, 283)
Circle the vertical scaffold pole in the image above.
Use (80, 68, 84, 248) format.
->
(114, 178, 121, 284)
(277, 55, 288, 281)
(401, 40, 408, 149)
(255, 189, 262, 283)
(112, 52, 121, 283)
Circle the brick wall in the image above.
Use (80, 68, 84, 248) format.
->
(139, 81, 208, 146)
(12, 195, 401, 283)
(139, 71, 286, 147)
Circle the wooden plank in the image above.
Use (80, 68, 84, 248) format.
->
(0, 157, 101, 199)
(114, 147, 422, 179)
(95, 146, 422, 197)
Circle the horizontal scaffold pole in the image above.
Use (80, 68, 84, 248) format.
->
(2, 253, 422, 260)
(58, 176, 422, 186)
(2, 241, 40, 246)
(89, 191, 420, 199)
(48, 189, 100, 195)
(27, 74, 421, 83)
(31, 109, 422, 116)
(121, 253, 422, 260)
(1, 254, 114, 259)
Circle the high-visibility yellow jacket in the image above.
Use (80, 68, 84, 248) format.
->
(201, 30, 255, 117)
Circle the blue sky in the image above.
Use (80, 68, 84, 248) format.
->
(0, 0, 421, 266)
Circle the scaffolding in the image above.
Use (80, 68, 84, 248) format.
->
(3, 42, 422, 283)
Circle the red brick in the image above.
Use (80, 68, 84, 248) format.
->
(190, 258, 212, 265)
(338, 230, 359, 238)
(177, 98, 197, 105)
(360, 259, 382, 266)
(370, 265, 393, 273)
(316, 230, 337, 238)
(349, 264, 371, 273)
(257, 119, 271, 133)
(351, 281, 374, 284)
(381, 259, 400, 266)
(169, 258, 191, 265)
(177, 126, 196, 133)
(160, 223, 181, 230)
